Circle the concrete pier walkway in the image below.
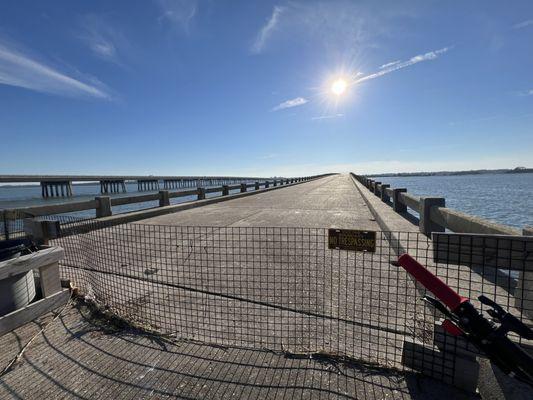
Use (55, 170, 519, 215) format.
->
(142, 174, 379, 229)
(0, 175, 488, 399)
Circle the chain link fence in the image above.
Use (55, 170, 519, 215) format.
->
(3, 215, 531, 388)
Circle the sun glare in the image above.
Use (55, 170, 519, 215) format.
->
(331, 78, 348, 96)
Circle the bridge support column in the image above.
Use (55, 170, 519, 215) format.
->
(164, 179, 179, 190)
(100, 180, 126, 194)
(137, 179, 159, 192)
(40, 181, 72, 198)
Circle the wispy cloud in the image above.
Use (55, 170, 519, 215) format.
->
(249, 2, 418, 58)
(311, 113, 344, 120)
(259, 153, 280, 160)
(272, 97, 308, 111)
(353, 47, 451, 85)
(80, 15, 128, 65)
(251, 6, 285, 54)
(512, 88, 533, 97)
(156, 0, 198, 33)
(0, 39, 112, 99)
(379, 60, 401, 69)
(513, 19, 533, 29)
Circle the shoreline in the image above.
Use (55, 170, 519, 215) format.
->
(368, 168, 533, 178)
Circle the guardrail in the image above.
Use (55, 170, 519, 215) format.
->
(1, 176, 328, 226)
(351, 173, 529, 237)
(351, 172, 533, 322)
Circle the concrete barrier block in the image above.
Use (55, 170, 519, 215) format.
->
(23, 219, 61, 244)
(159, 190, 170, 207)
(420, 197, 445, 236)
(402, 338, 479, 393)
(95, 196, 112, 218)
(380, 184, 390, 203)
(373, 182, 381, 196)
(392, 188, 407, 212)
(197, 187, 206, 200)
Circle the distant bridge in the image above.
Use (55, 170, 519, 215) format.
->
(0, 175, 283, 198)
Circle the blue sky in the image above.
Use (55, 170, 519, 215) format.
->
(0, 0, 532, 176)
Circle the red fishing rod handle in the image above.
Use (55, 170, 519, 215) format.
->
(397, 253, 469, 312)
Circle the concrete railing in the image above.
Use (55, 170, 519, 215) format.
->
(351, 173, 524, 236)
(2, 175, 328, 222)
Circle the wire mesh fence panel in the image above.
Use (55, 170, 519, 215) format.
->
(1, 210, 34, 240)
(46, 219, 532, 388)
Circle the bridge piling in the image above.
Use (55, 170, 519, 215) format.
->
(40, 181, 73, 198)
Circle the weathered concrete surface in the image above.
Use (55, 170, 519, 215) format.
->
(141, 174, 379, 230)
(1, 174, 492, 398)
(0, 303, 475, 400)
(353, 175, 533, 399)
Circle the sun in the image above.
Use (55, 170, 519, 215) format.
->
(331, 78, 348, 96)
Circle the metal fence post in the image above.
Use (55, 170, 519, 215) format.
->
(265, 181, 269, 188)
(255, 182, 260, 190)
(240, 183, 247, 193)
(222, 185, 229, 196)
(392, 189, 407, 212)
(516, 227, 533, 318)
(2, 210, 8, 240)
(95, 196, 112, 218)
(419, 197, 446, 236)
(159, 190, 170, 207)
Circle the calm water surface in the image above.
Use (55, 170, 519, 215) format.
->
(1, 174, 532, 229)
(375, 173, 533, 229)
(0, 182, 241, 218)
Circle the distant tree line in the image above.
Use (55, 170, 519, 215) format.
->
(367, 167, 533, 178)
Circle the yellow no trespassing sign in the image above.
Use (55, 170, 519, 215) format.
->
(328, 229, 377, 252)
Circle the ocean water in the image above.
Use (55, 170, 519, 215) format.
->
(374, 173, 533, 229)
(0, 182, 242, 219)
(0, 174, 532, 229)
